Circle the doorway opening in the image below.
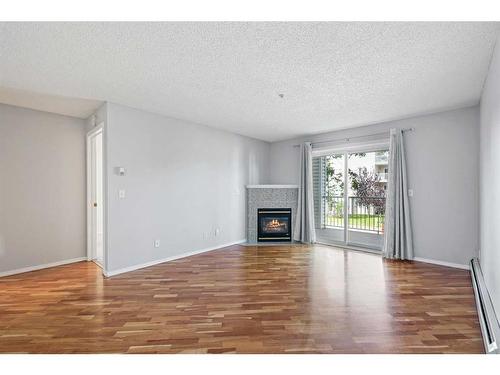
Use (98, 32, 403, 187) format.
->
(87, 125, 104, 268)
(312, 146, 389, 251)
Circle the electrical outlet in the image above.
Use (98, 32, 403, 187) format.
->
(408, 189, 414, 197)
(154, 240, 160, 248)
(119, 189, 126, 199)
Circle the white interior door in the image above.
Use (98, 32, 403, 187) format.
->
(87, 128, 104, 267)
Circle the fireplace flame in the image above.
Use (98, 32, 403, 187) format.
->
(266, 219, 285, 229)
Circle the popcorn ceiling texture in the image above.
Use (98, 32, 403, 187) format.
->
(1, 22, 499, 141)
(247, 187, 298, 243)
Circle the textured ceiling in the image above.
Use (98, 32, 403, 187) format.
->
(1, 22, 499, 142)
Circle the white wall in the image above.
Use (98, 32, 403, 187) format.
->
(0, 103, 86, 273)
(104, 103, 270, 273)
(479, 37, 500, 316)
(269, 106, 480, 266)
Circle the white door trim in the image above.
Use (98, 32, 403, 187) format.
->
(86, 124, 105, 269)
(315, 148, 388, 252)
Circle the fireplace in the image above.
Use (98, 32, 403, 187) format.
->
(257, 208, 292, 242)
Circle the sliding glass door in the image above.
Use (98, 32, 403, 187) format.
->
(313, 149, 388, 250)
(313, 153, 346, 244)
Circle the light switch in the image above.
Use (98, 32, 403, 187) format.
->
(119, 189, 126, 199)
(408, 189, 413, 197)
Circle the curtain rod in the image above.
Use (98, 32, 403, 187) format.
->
(292, 127, 414, 147)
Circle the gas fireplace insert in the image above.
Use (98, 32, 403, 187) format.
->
(257, 208, 292, 242)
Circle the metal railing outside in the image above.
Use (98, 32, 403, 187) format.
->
(322, 196, 386, 234)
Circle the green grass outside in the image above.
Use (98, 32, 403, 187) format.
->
(324, 214, 385, 233)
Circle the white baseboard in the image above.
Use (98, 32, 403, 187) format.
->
(413, 257, 469, 270)
(0, 257, 88, 278)
(104, 239, 246, 277)
(302, 243, 469, 270)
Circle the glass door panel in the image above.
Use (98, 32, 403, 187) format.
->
(313, 153, 346, 244)
(346, 150, 388, 250)
(313, 149, 388, 251)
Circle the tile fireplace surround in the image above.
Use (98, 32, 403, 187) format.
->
(246, 185, 299, 243)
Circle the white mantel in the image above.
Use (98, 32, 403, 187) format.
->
(246, 185, 299, 189)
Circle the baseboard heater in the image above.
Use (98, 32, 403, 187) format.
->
(470, 258, 500, 354)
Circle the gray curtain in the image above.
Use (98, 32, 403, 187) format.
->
(294, 142, 316, 243)
(383, 129, 413, 260)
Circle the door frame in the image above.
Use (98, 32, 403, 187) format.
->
(313, 140, 389, 251)
(86, 124, 105, 268)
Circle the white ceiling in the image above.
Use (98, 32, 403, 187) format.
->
(1, 22, 499, 142)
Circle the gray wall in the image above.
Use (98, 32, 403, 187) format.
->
(0, 103, 86, 273)
(105, 103, 270, 272)
(269, 106, 480, 266)
(479, 36, 500, 316)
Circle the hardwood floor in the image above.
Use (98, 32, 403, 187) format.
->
(0, 244, 483, 353)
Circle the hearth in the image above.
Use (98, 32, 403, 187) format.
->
(257, 208, 292, 242)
